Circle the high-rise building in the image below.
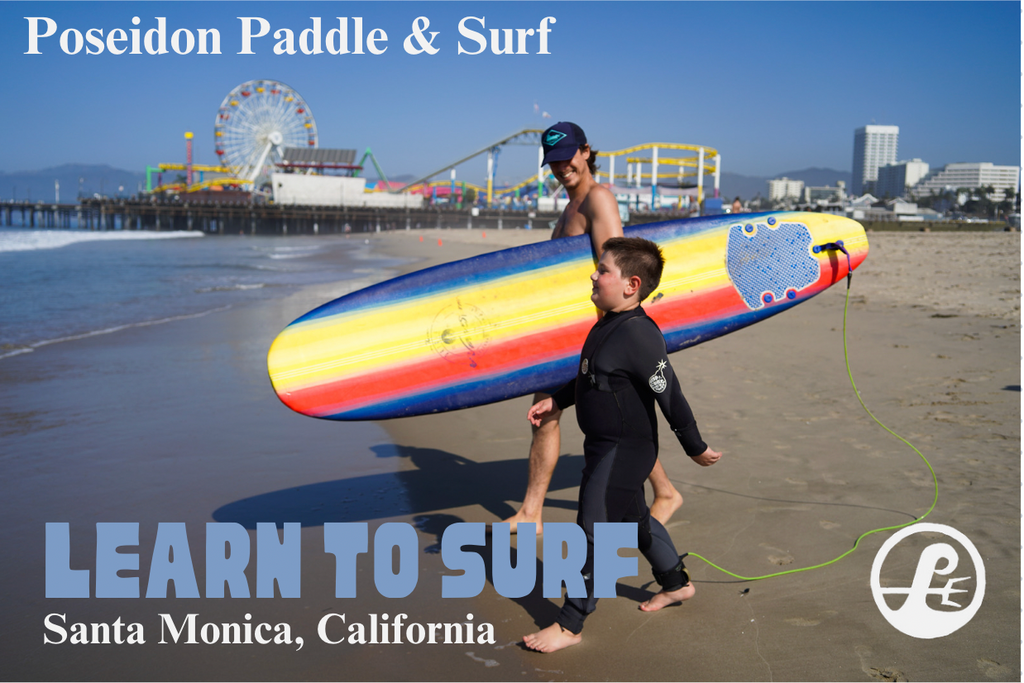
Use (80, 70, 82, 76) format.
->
(852, 125, 899, 195)
(875, 159, 930, 198)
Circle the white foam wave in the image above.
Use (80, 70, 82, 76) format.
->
(0, 305, 230, 360)
(271, 245, 320, 253)
(0, 229, 204, 253)
(194, 283, 267, 293)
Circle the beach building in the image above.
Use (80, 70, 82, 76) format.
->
(875, 159, 929, 199)
(768, 177, 804, 202)
(271, 173, 424, 208)
(911, 162, 1020, 200)
(851, 125, 899, 195)
(803, 181, 846, 205)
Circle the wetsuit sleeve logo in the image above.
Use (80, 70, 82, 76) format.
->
(648, 360, 668, 393)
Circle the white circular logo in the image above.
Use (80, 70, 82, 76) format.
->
(870, 523, 985, 639)
(648, 360, 668, 394)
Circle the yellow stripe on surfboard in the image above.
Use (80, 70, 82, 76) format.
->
(268, 230, 732, 392)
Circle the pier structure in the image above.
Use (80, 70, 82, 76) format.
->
(1, 198, 568, 235)
(1, 197, 693, 235)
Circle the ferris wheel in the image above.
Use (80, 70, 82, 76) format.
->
(214, 79, 318, 187)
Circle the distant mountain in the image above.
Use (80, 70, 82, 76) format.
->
(0, 164, 147, 202)
(775, 167, 852, 187)
(718, 167, 852, 202)
(717, 172, 771, 202)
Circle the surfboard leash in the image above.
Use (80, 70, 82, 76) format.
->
(686, 241, 939, 582)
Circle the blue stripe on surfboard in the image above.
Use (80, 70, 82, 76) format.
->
(290, 213, 780, 325)
(325, 356, 577, 420)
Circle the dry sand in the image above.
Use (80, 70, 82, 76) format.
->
(1, 226, 1018, 682)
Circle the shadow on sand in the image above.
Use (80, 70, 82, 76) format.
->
(212, 445, 611, 628)
(212, 444, 583, 529)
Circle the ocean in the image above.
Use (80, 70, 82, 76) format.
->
(0, 228, 405, 358)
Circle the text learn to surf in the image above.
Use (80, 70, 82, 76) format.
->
(45, 521, 638, 599)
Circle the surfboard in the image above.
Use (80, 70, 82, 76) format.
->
(267, 211, 868, 420)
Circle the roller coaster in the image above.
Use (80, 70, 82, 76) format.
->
(395, 129, 721, 206)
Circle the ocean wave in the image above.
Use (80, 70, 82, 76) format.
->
(0, 229, 204, 253)
(0, 305, 231, 360)
(270, 245, 320, 252)
(194, 283, 270, 293)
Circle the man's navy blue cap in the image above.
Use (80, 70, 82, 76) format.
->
(542, 122, 587, 166)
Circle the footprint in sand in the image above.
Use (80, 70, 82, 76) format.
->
(759, 543, 793, 565)
(819, 520, 840, 530)
(976, 658, 1014, 680)
(855, 645, 908, 682)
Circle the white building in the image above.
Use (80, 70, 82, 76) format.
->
(851, 125, 899, 195)
(912, 162, 1020, 200)
(875, 159, 929, 198)
(768, 177, 804, 202)
(803, 180, 846, 204)
(271, 173, 425, 208)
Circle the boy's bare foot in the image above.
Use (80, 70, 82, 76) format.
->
(650, 488, 683, 526)
(523, 623, 582, 653)
(639, 582, 695, 612)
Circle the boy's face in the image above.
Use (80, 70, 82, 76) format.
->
(591, 251, 640, 312)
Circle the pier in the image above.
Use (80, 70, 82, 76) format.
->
(1, 198, 565, 235)
(1, 198, 692, 235)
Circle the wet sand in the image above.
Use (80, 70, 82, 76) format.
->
(0, 227, 1019, 681)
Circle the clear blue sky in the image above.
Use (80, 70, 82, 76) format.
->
(0, 1, 1019, 185)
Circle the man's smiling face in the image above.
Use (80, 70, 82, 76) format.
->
(548, 147, 590, 190)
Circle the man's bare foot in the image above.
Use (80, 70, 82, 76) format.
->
(523, 623, 581, 653)
(639, 582, 695, 612)
(650, 488, 683, 526)
(491, 512, 543, 536)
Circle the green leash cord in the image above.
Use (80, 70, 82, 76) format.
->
(687, 254, 939, 582)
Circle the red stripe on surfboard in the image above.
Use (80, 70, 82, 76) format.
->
(281, 280, 741, 416)
(276, 250, 863, 418)
(278, 316, 599, 416)
(278, 284, 745, 417)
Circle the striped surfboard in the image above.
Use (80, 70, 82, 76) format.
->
(268, 211, 868, 420)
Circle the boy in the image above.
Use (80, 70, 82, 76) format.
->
(522, 237, 722, 653)
(500, 122, 683, 536)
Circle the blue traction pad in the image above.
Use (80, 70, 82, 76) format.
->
(725, 220, 820, 310)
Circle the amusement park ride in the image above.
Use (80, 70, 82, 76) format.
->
(148, 79, 722, 206)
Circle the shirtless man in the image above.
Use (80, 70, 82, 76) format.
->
(501, 121, 683, 535)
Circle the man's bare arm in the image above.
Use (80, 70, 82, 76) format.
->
(584, 186, 623, 259)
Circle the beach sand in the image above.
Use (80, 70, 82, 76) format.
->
(1, 227, 1019, 681)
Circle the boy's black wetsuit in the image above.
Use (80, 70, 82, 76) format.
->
(550, 305, 707, 634)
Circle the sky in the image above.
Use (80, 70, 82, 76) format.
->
(0, 1, 1019, 187)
